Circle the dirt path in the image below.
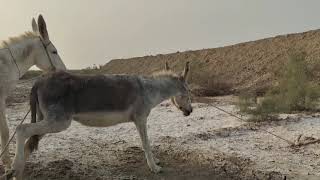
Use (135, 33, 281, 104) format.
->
(2, 82, 320, 179)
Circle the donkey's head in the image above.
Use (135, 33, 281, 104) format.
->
(165, 61, 193, 116)
(31, 15, 66, 71)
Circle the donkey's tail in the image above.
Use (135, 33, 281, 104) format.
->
(26, 84, 40, 153)
(30, 85, 37, 124)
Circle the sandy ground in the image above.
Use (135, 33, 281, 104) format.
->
(1, 82, 320, 179)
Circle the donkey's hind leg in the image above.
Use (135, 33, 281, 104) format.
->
(134, 118, 162, 173)
(24, 134, 44, 160)
(10, 119, 71, 180)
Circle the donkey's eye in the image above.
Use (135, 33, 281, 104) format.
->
(52, 51, 58, 54)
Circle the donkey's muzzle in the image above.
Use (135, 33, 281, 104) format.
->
(183, 110, 192, 116)
(184, 107, 193, 116)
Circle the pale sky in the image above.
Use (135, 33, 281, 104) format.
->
(1, 0, 320, 69)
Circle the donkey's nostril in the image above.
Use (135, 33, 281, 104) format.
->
(183, 111, 191, 116)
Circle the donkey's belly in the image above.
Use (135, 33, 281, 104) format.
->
(72, 111, 131, 127)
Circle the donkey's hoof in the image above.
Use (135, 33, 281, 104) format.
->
(151, 165, 162, 173)
(2, 169, 16, 180)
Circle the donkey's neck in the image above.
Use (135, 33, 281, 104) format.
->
(144, 76, 182, 107)
(5, 38, 38, 78)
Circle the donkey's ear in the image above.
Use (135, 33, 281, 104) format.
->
(165, 61, 170, 71)
(38, 14, 50, 41)
(32, 18, 38, 33)
(182, 61, 190, 80)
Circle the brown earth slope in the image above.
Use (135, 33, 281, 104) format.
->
(102, 29, 320, 96)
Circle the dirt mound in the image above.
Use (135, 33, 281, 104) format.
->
(101, 29, 320, 95)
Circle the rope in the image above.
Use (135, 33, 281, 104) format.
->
(0, 74, 43, 158)
(1, 36, 53, 82)
(0, 109, 31, 159)
(0, 97, 296, 160)
(6, 48, 21, 78)
(0, 76, 42, 158)
(210, 104, 296, 145)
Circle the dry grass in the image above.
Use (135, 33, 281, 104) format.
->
(190, 73, 233, 96)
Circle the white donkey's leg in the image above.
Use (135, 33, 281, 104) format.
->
(24, 107, 44, 160)
(0, 95, 12, 170)
(134, 119, 162, 173)
(10, 119, 71, 180)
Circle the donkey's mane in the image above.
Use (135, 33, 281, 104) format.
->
(0, 31, 38, 48)
(152, 70, 180, 79)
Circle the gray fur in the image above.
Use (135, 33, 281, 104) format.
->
(33, 71, 190, 120)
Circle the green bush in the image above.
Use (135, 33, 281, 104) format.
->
(238, 52, 320, 121)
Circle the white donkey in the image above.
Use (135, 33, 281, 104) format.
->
(0, 15, 66, 170)
(6, 62, 192, 179)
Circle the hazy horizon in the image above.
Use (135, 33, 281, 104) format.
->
(1, 0, 320, 69)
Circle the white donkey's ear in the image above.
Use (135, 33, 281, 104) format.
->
(182, 61, 190, 80)
(32, 18, 38, 33)
(165, 61, 170, 71)
(38, 14, 50, 41)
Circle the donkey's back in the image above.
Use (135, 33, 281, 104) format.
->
(34, 71, 146, 121)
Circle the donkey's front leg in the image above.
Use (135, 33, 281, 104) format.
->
(9, 126, 26, 180)
(141, 146, 160, 164)
(0, 96, 12, 170)
(134, 119, 162, 173)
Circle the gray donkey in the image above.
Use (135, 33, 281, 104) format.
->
(7, 62, 192, 179)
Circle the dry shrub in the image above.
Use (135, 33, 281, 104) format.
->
(238, 52, 320, 121)
(191, 82, 232, 96)
(190, 72, 232, 96)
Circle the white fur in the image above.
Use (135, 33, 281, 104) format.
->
(0, 15, 66, 174)
(73, 110, 132, 127)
